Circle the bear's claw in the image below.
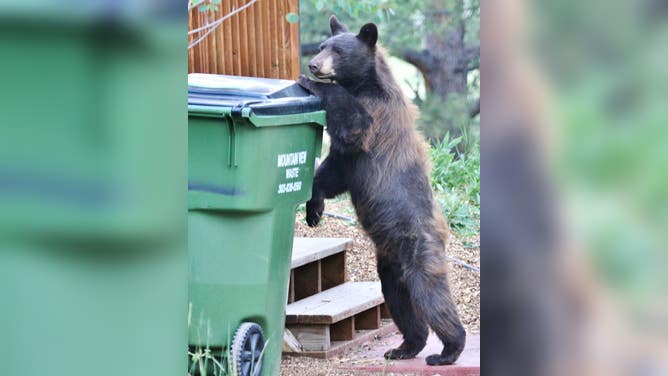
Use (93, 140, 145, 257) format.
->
(305, 198, 324, 227)
(297, 75, 313, 90)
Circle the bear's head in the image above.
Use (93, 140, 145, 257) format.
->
(307, 15, 378, 85)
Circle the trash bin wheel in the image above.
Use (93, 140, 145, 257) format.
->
(230, 322, 265, 376)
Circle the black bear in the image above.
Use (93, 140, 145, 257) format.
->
(298, 16, 466, 366)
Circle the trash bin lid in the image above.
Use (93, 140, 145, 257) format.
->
(188, 74, 323, 116)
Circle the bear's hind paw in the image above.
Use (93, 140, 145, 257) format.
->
(384, 347, 420, 360)
(425, 353, 457, 366)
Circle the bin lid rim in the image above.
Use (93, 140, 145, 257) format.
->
(188, 74, 324, 118)
(188, 73, 304, 99)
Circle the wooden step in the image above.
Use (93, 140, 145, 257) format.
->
(283, 319, 398, 359)
(291, 237, 352, 268)
(286, 281, 383, 324)
(288, 237, 353, 303)
(285, 282, 392, 352)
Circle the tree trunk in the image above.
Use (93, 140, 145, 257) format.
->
(411, 0, 469, 99)
(400, 0, 479, 149)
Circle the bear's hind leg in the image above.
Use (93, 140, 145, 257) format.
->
(405, 265, 466, 365)
(378, 259, 428, 360)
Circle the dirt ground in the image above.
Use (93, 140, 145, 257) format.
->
(281, 198, 480, 375)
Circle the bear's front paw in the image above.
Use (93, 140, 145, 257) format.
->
(297, 75, 313, 91)
(306, 198, 325, 227)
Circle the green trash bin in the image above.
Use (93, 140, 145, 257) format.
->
(187, 74, 325, 376)
(0, 12, 187, 376)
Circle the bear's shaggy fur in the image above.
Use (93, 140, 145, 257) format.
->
(298, 16, 466, 365)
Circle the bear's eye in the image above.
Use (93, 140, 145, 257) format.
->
(319, 44, 325, 51)
(332, 46, 342, 54)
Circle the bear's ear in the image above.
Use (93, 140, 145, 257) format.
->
(329, 15, 348, 35)
(357, 23, 378, 48)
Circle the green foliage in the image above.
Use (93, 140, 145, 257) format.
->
(430, 134, 480, 235)
(298, 0, 393, 52)
(188, 345, 229, 376)
(190, 0, 221, 13)
(285, 12, 299, 24)
(188, 313, 231, 376)
(299, 0, 479, 58)
(309, 0, 394, 22)
(558, 78, 668, 302)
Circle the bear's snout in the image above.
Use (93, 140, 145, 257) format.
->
(308, 62, 320, 74)
(308, 53, 335, 78)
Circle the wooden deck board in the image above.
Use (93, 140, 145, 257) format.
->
(291, 237, 352, 269)
(286, 282, 384, 324)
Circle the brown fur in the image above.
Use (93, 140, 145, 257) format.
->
(360, 48, 429, 173)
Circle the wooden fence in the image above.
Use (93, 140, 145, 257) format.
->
(188, 0, 301, 80)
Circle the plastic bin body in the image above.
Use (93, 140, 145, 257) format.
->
(187, 74, 325, 376)
(0, 15, 186, 376)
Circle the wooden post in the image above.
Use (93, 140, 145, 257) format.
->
(330, 317, 355, 341)
(321, 252, 346, 291)
(293, 261, 321, 301)
(288, 270, 296, 303)
(355, 306, 381, 330)
(288, 325, 331, 351)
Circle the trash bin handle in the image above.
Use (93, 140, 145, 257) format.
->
(226, 114, 238, 167)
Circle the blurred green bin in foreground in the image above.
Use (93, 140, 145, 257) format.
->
(0, 10, 187, 376)
(187, 74, 325, 376)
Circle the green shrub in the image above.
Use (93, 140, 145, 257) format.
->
(430, 134, 480, 236)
